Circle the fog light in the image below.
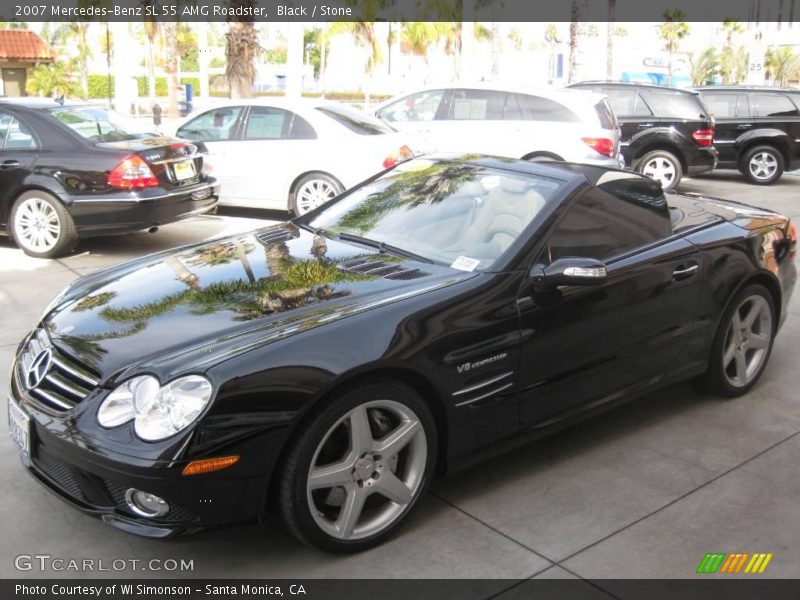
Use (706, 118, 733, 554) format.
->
(125, 488, 169, 518)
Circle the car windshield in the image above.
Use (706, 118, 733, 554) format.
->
(315, 105, 395, 135)
(308, 159, 564, 270)
(46, 106, 157, 142)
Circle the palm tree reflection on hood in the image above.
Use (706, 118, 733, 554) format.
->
(333, 162, 482, 234)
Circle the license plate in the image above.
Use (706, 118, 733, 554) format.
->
(173, 160, 196, 181)
(8, 396, 30, 456)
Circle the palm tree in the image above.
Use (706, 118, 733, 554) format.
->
(568, 0, 580, 83)
(225, 5, 259, 99)
(606, 0, 616, 79)
(657, 9, 690, 86)
(161, 21, 180, 117)
(26, 62, 77, 97)
(689, 48, 719, 85)
(138, 2, 161, 102)
(765, 46, 800, 86)
(399, 22, 438, 66)
(719, 19, 745, 84)
(330, 22, 382, 106)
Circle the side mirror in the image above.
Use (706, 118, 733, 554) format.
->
(532, 257, 608, 290)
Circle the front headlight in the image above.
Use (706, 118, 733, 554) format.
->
(98, 374, 213, 441)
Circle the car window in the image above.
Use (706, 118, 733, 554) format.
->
(377, 89, 446, 123)
(176, 106, 244, 141)
(0, 111, 37, 150)
(639, 90, 707, 119)
(544, 177, 671, 263)
(752, 94, 800, 118)
(308, 159, 565, 270)
(244, 106, 292, 139)
(517, 93, 580, 122)
(594, 99, 617, 128)
(315, 105, 394, 135)
(47, 106, 155, 142)
(503, 93, 525, 120)
(701, 93, 750, 118)
(448, 89, 507, 120)
(601, 88, 652, 117)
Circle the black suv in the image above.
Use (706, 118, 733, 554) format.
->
(569, 82, 718, 190)
(692, 86, 800, 185)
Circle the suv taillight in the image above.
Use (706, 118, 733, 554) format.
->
(691, 129, 714, 147)
(383, 145, 415, 169)
(107, 154, 159, 189)
(582, 137, 615, 158)
(789, 222, 797, 259)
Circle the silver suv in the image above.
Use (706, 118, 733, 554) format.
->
(375, 84, 623, 169)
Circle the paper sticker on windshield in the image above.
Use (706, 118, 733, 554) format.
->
(451, 256, 480, 272)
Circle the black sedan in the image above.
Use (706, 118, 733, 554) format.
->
(8, 156, 796, 552)
(0, 98, 218, 258)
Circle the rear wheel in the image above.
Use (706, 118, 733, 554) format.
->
(701, 284, 776, 397)
(278, 380, 436, 552)
(741, 145, 783, 185)
(636, 150, 682, 191)
(9, 191, 78, 259)
(290, 173, 343, 216)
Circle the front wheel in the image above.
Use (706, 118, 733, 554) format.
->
(9, 191, 78, 258)
(741, 145, 784, 185)
(701, 284, 776, 397)
(278, 381, 436, 552)
(290, 173, 343, 216)
(636, 150, 683, 191)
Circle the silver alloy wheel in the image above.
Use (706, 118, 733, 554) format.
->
(642, 157, 677, 187)
(14, 197, 62, 253)
(296, 179, 338, 215)
(748, 151, 778, 181)
(306, 400, 427, 541)
(722, 295, 773, 388)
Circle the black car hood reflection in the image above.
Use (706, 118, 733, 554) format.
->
(44, 224, 471, 383)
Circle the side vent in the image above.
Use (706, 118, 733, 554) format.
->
(338, 257, 428, 280)
(255, 227, 296, 245)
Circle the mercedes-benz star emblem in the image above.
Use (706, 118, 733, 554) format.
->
(27, 349, 53, 389)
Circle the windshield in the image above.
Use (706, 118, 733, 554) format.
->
(308, 159, 563, 270)
(46, 106, 157, 142)
(316, 105, 395, 135)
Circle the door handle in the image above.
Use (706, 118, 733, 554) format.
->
(637, 123, 655, 128)
(737, 124, 753, 129)
(1, 160, 20, 169)
(673, 264, 698, 280)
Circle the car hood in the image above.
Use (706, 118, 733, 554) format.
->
(43, 224, 470, 384)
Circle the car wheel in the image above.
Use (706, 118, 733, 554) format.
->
(701, 284, 776, 397)
(9, 191, 78, 259)
(291, 174, 343, 216)
(278, 380, 436, 552)
(636, 150, 682, 191)
(741, 145, 784, 185)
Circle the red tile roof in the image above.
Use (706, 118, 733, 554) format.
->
(0, 30, 55, 62)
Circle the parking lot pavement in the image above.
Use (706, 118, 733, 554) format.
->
(0, 173, 798, 586)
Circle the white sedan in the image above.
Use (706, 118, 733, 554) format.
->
(174, 99, 415, 214)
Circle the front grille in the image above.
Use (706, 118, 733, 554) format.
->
(105, 480, 197, 523)
(17, 329, 99, 412)
(338, 257, 428, 280)
(35, 447, 86, 502)
(255, 226, 296, 245)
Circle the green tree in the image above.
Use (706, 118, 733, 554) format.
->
(689, 48, 720, 85)
(765, 46, 800, 86)
(719, 19, 745, 84)
(568, 0, 580, 83)
(26, 62, 78, 97)
(0, 19, 28, 29)
(657, 9, 690, 86)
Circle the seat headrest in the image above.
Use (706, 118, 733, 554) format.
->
(459, 180, 487, 196)
(499, 177, 531, 194)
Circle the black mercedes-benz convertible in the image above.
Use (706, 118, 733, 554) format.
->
(8, 155, 796, 552)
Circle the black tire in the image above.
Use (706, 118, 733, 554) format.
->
(9, 190, 78, 259)
(740, 145, 784, 185)
(278, 380, 437, 553)
(700, 284, 776, 398)
(290, 173, 343, 216)
(635, 150, 683, 191)
(524, 153, 564, 162)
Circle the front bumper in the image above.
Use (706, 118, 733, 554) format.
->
(67, 181, 220, 238)
(8, 354, 270, 538)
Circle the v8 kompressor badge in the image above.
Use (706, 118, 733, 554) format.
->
(457, 353, 508, 374)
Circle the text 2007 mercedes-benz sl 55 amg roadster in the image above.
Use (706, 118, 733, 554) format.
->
(8, 155, 796, 552)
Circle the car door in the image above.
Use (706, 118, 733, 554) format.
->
(517, 180, 703, 426)
(176, 106, 245, 200)
(375, 89, 451, 139)
(0, 109, 39, 226)
(700, 92, 750, 165)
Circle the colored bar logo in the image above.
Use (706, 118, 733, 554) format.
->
(696, 552, 773, 574)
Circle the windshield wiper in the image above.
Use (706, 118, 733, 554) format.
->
(336, 232, 434, 264)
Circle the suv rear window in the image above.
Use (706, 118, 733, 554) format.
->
(594, 99, 617, 129)
(700, 93, 749, 118)
(316, 105, 394, 135)
(639, 90, 708, 119)
(753, 94, 800, 118)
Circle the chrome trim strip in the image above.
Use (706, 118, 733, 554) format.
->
(148, 153, 201, 166)
(455, 382, 514, 407)
(51, 356, 99, 386)
(30, 388, 74, 410)
(70, 183, 217, 204)
(452, 372, 513, 397)
(45, 373, 88, 398)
